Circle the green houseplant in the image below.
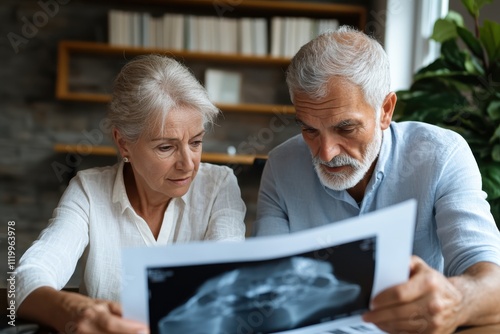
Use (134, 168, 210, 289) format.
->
(394, 0, 500, 228)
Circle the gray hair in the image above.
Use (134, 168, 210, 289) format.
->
(286, 25, 390, 113)
(109, 54, 219, 142)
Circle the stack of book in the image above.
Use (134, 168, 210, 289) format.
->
(108, 10, 338, 57)
(108, 10, 185, 50)
(270, 17, 339, 57)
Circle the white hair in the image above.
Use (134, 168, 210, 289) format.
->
(286, 26, 390, 114)
(109, 54, 219, 142)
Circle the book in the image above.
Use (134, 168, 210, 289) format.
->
(205, 68, 242, 104)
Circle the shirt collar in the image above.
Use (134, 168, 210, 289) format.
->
(375, 123, 393, 178)
(112, 161, 131, 213)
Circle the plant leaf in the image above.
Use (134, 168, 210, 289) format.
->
(446, 11, 465, 27)
(432, 18, 458, 43)
(465, 57, 478, 73)
(441, 40, 466, 70)
(480, 20, 500, 63)
(492, 62, 500, 85)
(491, 124, 500, 142)
(461, 0, 494, 18)
(430, 11, 464, 43)
(492, 145, 500, 161)
(489, 199, 500, 229)
(457, 26, 485, 60)
(487, 100, 500, 120)
(470, 54, 486, 74)
(416, 58, 448, 74)
(480, 162, 500, 199)
(413, 71, 480, 87)
(399, 0, 500, 226)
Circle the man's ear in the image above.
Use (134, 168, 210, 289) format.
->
(112, 128, 130, 158)
(379, 92, 397, 130)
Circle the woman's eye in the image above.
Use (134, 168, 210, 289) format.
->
(158, 145, 173, 152)
(191, 140, 203, 147)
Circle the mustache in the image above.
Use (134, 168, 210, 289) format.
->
(312, 154, 362, 169)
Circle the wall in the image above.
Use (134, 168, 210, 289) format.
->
(1, 0, 116, 289)
(449, 0, 500, 30)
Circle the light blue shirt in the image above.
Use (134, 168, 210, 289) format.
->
(253, 121, 500, 276)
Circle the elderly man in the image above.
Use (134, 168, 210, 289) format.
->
(253, 26, 500, 333)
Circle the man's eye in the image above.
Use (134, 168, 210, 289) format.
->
(340, 127, 355, 133)
(302, 128, 317, 134)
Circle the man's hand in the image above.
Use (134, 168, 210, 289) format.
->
(362, 256, 463, 334)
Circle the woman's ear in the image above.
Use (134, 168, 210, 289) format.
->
(379, 92, 397, 130)
(112, 128, 130, 158)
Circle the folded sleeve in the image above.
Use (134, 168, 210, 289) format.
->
(434, 135, 500, 276)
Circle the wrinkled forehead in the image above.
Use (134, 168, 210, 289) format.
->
(295, 81, 369, 115)
(144, 107, 205, 139)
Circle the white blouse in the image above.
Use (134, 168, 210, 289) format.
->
(16, 162, 246, 305)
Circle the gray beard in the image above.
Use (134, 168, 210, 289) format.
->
(313, 128, 382, 191)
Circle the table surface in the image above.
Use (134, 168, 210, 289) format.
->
(3, 322, 500, 334)
(456, 323, 500, 333)
(2, 284, 498, 334)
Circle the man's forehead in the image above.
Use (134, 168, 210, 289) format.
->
(294, 94, 347, 109)
(293, 87, 359, 111)
(295, 111, 360, 131)
(293, 82, 370, 123)
(294, 101, 353, 123)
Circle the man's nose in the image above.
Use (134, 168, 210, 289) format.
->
(317, 134, 341, 162)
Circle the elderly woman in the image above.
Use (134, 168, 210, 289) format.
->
(16, 55, 246, 333)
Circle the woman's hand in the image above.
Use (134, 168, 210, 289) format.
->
(18, 287, 149, 334)
(63, 295, 149, 334)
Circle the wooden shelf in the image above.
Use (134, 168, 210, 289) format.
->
(53, 144, 267, 165)
(100, 0, 367, 28)
(56, 40, 294, 114)
(57, 40, 292, 64)
(217, 103, 294, 114)
(54, 143, 118, 156)
(55, 90, 295, 115)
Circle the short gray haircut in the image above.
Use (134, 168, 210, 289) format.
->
(109, 54, 219, 142)
(286, 26, 390, 113)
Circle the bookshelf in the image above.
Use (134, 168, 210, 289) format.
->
(107, 0, 367, 27)
(54, 0, 367, 165)
(56, 40, 294, 115)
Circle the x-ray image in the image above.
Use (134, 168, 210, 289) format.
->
(147, 237, 376, 334)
